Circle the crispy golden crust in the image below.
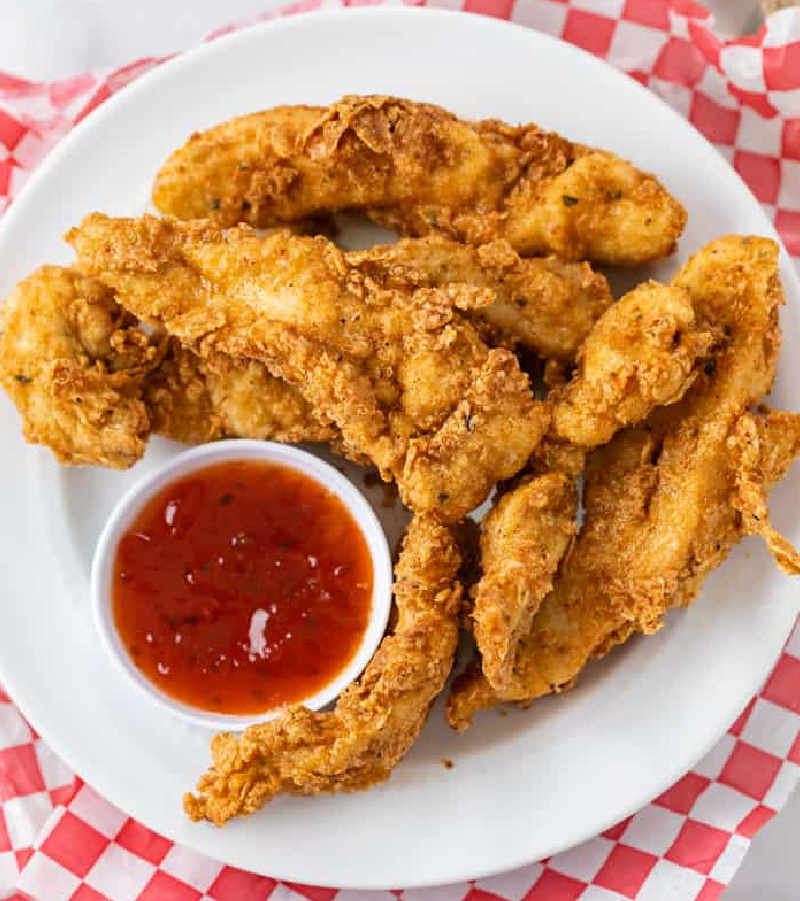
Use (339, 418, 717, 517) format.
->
(0, 266, 161, 468)
(69, 214, 548, 520)
(184, 514, 462, 825)
(153, 95, 686, 266)
(472, 471, 578, 692)
(728, 410, 800, 574)
(448, 236, 799, 729)
(3, 236, 593, 466)
(550, 281, 715, 447)
(349, 237, 612, 361)
(146, 340, 336, 446)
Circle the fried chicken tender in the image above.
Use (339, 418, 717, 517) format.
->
(184, 514, 462, 825)
(153, 95, 686, 266)
(0, 266, 161, 467)
(472, 470, 579, 692)
(448, 235, 800, 729)
(348, 236, 612, 360)
(728, 410, 800, 574)
(550, 281, 715, 447)
(69, 214, 548, 520)
(135, 235, 612, 442)
(145, 340, 336, 446)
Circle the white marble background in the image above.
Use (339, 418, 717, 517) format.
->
(0, 0, 797, 897)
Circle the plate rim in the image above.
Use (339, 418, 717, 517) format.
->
(0, 6, 797, 889)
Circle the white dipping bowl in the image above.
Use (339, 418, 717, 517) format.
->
(91, 440, 393, 730)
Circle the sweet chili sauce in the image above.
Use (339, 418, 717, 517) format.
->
(112, 460, 373, 715)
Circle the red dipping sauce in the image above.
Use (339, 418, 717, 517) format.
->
(112, 460, 373, 715)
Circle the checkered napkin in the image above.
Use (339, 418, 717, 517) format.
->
(2, 1, 800, 899)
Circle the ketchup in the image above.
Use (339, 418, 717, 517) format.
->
(112, 460, 373, 715)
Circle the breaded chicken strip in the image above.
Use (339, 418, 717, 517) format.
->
(2, 238, 604, 466)
(729, 410, 800, 574)
(153, 96, 686, 266)
(69, 215, 548, 520)
(472, 468, 579, 692)
(0, 266, 339, 463)
(348, 237, 612, 360)
(138, 236, 612, 442)
(0, 266, 161, 467)
(145, 340, 336, 446)
(448, 236, 800, 729)
(184, 515, 462, 825)
(550, 281, 715, 447)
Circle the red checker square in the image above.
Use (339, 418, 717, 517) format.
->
(0, 72, 36, 95)
(562, 10, 616, 58)
(40, 812, 109, 878)
(523, 869, 586, 901)
(594, 844, 657, 899)
(734, 151, 781, 204)
(139, 872, 201, 901)
(671, 0, 711, 16)
(762, 654, 800, 713)
(463, 890, 506, 901)
(75, 86, 112, 124)
(776, 209, 800, 257)
(764, 43, 800, 92)
(49, 784, 78, 808)
(689, 93, 740, 146)
(782, 120, 800, 161)
(0, 108, 25, 152)
(622, 0, 669, 29)
(628, 71, 649, 86)
(463, 0, 515, 19)
(688, 20, 720, 67)
(0, 160, 14, 203)
(695, 879, 726, 901)
(285, 884, 336, 901)
(729, 699, 756, 737)
(601, 816, 631, 841)
(653, 37, 706, 87)
(70, 885, 111, 901)
(15, 847, 33, 870)
(115, 820, 171, 866)
(736, 803, 775, 838)
(788, 729, 800, 765)
(729, 85, 779, 119)
(0, 809, 9, 853)
(0, 688, 10, 703)
(719, 741, 782, 800)
(665, 819, 731, 875)
(0, 744, 46, 801)
(209, 866, 276, 901)
(736, 30, 766, 48)
(656, 772, 711, 814)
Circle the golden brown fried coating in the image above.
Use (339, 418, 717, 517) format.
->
(69, 214, 548, 520)
(153, 95, 686, 266)
(472, 471, 578, 692)
(184, 514, 462, 825)
(448, 236, 800, 729)
(138, 235, 612, 443)
(728, 410, 800, 574)
(550, 281, 715, 447)
(349, 237, 612, 360)
(146, 340, 336, 446)
(0, 266, 161, 467)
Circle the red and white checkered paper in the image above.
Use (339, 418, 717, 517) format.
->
(2, 1, 800, 899)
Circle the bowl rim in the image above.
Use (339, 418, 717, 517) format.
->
(90, 439, 393, 731)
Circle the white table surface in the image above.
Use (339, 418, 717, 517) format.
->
(0, 0, 797, 897)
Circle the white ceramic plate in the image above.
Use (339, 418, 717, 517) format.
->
(0, 8, 798, 890)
